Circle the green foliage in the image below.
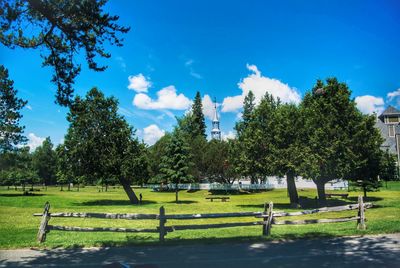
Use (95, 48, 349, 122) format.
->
(32, 137, 57, 185)
(0, 0, 129, 106)
(0, 147, 39, 190)
(190, 91, 207, 138)
(147, 134, 172, 183)
(158, 129, 194, 195)
(61, 88, 142, 203)
(379, 151, 399, 182)
(0, 65, 27, 152)
(300, 78, 383, 202)
(204, 139, 237, 184)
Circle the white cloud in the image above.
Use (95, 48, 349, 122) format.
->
(387, 88, 400, 103)
(222, 131, 236, 141)
(143, 124, 165, 145)
(127, 73, 151, 93)
(133, 85, 191, 110)
(355, 95, 385, 115)
(26, 105, 32, 110)
(222, 64, 301, 112)
(27, 133, 45, 152)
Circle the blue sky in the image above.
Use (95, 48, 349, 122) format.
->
(1, 0, 400, 149)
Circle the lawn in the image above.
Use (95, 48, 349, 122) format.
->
(0, 182, 399, 249)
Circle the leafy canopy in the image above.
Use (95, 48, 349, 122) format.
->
(0, 0, 129, 106)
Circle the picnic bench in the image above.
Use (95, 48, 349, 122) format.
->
(326, 193, 349, 198)
(206, 197, 230, 202)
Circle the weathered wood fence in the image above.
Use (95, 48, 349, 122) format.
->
(34, 196, 371, 243)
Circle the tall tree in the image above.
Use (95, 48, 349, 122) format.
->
(159, 129, 193, 203)
(301, 78, 363, 205)
(63, 88, 142, 204)
(235, 90, 255, 136)
(231, 91, 260, 184)
(350, 114, 384, 197)
(190, 91, 207, 139)
(272, 103, 304, 207)
(0, 0, 129, 106)
(32, 137, 57, 185)
(0, 65, 27, 152)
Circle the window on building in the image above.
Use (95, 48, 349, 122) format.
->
(389, 125, 395, 137)
(388, 116, 399, 123)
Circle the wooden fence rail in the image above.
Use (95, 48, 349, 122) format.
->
(35, 196, 371, 243)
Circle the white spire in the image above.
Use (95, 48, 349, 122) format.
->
(212, 100, 219, 122)
(211, 97, 221, 140)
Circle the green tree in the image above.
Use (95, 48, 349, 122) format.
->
(32, 137, 57, 186)
(147, 133, 172, 183)
(350, 114, 384, 197)
(0, 65, 27, 152)
(0, 0, 129, 106)
(204, 139, 237, 184)
(379, 150, 399, 187)
(231, 91, 261, 184)
(301, 78, 364, 205)
(190, 91, 207, 138)
(176, 111, 207, 182)
(159, 129, 193, 203)
(272, 103, 304, 207)
(63, 88, 142, 203)
(55, 143, 73, 191)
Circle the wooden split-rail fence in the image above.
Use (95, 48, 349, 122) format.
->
(34, 196, 371, 243)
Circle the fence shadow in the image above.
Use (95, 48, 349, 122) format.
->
(236, 196, 372, 210)
(75, 199, 158, 206)
(2, 234, 399, 267)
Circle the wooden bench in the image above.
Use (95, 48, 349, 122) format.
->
(206, 197, 230, 202)
(326, 193, 349, 198)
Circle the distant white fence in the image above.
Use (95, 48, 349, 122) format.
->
(144, 177, 348, 191)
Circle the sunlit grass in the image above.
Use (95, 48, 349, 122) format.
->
(0, 182, 399, 249)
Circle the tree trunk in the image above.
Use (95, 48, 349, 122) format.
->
(105, 184, 108, 192)
(119, 178, 139, 204)
(60, 185, 63, 191)
(175, 183, 179, 203)
(77, 184, 79, 192)
(67, 183, 71, 191)
(363, 186, 367, 198)
(286, 171, 299, 208)
(316, 181, 327, 207)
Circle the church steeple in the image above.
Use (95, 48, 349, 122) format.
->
(211, 98, 221, 140)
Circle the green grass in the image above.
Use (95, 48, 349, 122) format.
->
(0, 182, 399, 249)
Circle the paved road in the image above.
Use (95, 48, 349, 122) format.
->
(1, 234, 399, 267)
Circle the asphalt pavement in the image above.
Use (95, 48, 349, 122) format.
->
(1, 233, 399, 267)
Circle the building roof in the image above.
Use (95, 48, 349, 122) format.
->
(379, 105, 400, 120)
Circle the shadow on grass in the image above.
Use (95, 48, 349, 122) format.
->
(74, 199, 158, 206)
(166, 200, 198, 204)
(4, 232, 400, 267)
(236, 196, 382, 210)
(0, 193, 45, 197)
(208, 189, 272, 196)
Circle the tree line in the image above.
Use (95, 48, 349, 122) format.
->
(1, 62, 398, 205)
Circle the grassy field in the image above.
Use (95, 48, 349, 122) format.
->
(0, 182, 399, 249)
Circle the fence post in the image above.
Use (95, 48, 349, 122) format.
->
(264, 202, 274, 236)
(37, 202, 51, 243)
(159, 206, 166, 242)
(262, 202, 268, 235)
(357, 196, 366, 230)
